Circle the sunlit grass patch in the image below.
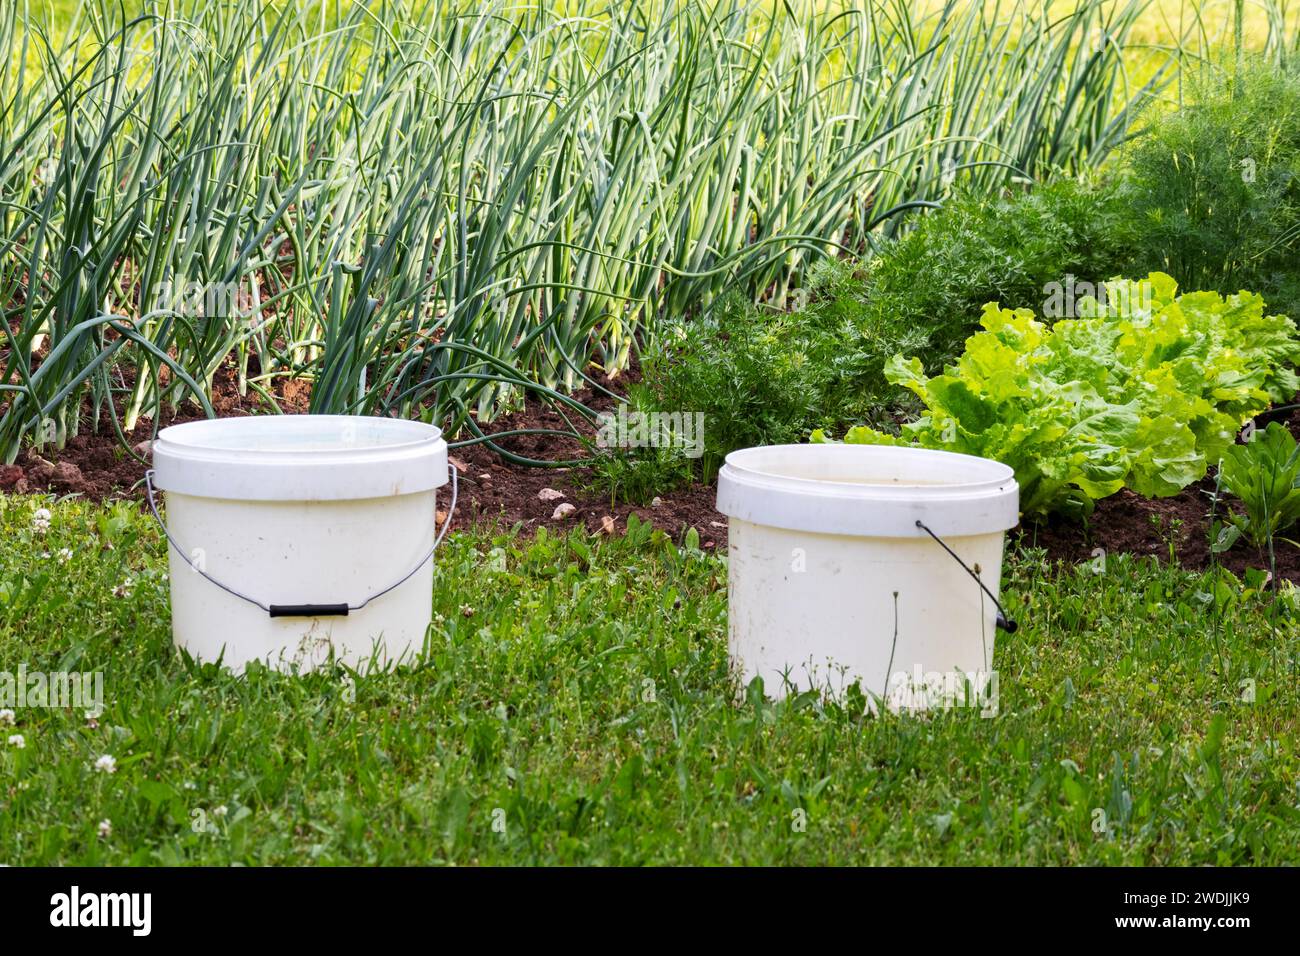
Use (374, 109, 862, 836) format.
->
(1, 495, 1297, 864)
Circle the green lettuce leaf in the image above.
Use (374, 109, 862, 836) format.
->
(832, 272, 1300, 515)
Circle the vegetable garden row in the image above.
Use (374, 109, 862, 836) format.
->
(0, 0, 1241, 462)
(2, 0, 1300, 869)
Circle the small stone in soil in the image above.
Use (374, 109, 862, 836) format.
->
(538, 487, 566, 502)
(650, 496, 663, 508)
(552, 502, 576, 520)
(599, 515, 616, 534)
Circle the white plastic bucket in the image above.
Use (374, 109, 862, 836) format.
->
(716, 444, 1019, 710)
(150, 415, 450, 673)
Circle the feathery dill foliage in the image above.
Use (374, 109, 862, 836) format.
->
(642, 178, 1140, 480)
(857, 176, 1139, 367)
(1, 0, 1160, 464)
(641, 259, 917, 482)
(1121, 60, 1300, 316)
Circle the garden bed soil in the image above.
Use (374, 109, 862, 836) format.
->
(0, 364, 729, 550)
(1019, 401, 1300, 582)
(1017, 483, 1300, 581)
(3, 370, 1299, 580)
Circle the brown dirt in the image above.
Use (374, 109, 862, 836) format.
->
(4, 367, 1299, 578)
(1020, 401, 1300, 582)
(0, 364, 309, 499)
(447, 379, 726, 549)
(0, 362, 729, 549)
(1018, 481, 1300, 581)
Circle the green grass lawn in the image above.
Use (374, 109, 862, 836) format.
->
(1, 494, 1297, 864)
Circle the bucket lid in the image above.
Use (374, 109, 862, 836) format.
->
(716, 443, 1018, 538)
(152, 415, 449, 501)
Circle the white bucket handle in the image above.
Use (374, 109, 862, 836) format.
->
(143, 463, 458, 618)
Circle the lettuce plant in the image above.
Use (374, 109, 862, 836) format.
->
(1213, 423, 1300, 553)
(818, 273, 1300, 515)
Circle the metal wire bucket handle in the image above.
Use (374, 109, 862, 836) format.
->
(144, 463, 458, 618)
(915, 519, 1018, 633)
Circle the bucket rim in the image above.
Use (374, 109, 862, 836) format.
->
(154, 414, 441, 457)
(721, 443, 1014, 497)
(716, 443, 1019, 537)
(152, 414, 449, 501)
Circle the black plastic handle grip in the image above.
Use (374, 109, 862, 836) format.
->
(269, 604, 350, 618)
